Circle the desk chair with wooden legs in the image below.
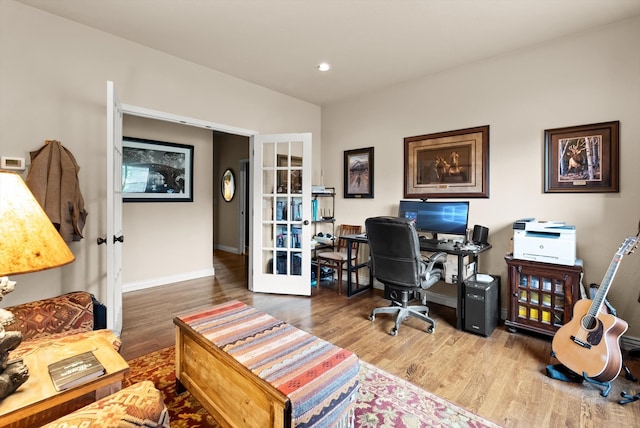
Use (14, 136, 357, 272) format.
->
(316, 224, 362, 295)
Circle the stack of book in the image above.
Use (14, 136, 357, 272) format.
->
(48, 351, 105, 391)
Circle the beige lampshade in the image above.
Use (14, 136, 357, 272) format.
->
(0, 171, 74, 276)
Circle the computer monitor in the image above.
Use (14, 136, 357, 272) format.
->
(398, 200, 469, 238)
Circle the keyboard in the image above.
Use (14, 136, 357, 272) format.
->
(419, 237, 441, 245)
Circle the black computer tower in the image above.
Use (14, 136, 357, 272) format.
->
(463, 274, 499, 337)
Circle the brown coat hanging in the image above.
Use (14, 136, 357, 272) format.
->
(25, 140, 88, 242)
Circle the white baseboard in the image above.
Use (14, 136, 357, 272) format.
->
(214, 244, 241, 254)
(123, 268, 215, 293)
(622, 335, 640, 351)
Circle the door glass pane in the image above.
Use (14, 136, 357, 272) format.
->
(290, 252, 302, 276)
(263, 170, 275, 195)
(263, 143, 275, 168)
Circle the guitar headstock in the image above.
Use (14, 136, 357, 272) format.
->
(618, 236, 640, 256)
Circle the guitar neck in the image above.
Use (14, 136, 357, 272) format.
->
(588, 235, 639, 317)
(589, 255, 622, 317)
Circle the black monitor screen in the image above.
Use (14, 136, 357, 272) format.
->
(398, 200, 469, 236)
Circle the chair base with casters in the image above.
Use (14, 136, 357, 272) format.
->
(369, 288, 436, 336)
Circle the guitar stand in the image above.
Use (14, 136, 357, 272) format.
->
(581, 372, 612, 397)
(619, 390, 640, 405)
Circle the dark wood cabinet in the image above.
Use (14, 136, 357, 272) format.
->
(504, 256, 583, 337)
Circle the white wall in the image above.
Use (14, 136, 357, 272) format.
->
(322, 17, 640, 338)
(121, 116, 215, 290)
(0, 1, 321, 305)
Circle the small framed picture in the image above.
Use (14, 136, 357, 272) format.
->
(122, 137, 194, 202)
(544, 121, 619, 193)
(344, 147, 374, 198)
(221, 168, 235, 202)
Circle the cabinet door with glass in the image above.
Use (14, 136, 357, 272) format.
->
(505, 257, 583, 337)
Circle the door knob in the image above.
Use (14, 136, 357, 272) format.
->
(114, 235, 124, 244)
(97, 237, 106, 245)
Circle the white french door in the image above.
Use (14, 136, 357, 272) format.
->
(250, 133, 312, 295)
(106, 81, 124, 334)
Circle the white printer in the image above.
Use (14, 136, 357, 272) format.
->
(513, 219, 576, 266)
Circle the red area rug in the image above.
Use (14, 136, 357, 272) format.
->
(124, 347, 501, 428)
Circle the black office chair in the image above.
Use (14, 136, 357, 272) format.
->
(365, 216, 447, 336)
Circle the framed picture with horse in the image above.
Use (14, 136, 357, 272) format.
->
(544, 121, 619, 193)
(404, 125, 489, 199)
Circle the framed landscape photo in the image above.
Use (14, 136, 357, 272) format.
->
(122, 137, 194, 202)
(544, 121, 619, 193)
(404, 125, 489, 198)
(344, 147, 374, 198)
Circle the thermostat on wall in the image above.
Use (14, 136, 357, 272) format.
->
(1, 156, 26, 171)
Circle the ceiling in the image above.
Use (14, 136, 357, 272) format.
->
(16, 0, 640, 106)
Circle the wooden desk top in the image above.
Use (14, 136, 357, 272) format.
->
(0, 334, 129, 427)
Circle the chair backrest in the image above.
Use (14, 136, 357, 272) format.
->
(336, 224, 362, 257)
(365, 216, 422, 288)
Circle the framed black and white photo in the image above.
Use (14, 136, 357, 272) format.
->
(122, 137, 194, 202)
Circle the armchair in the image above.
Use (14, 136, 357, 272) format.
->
(365, 216, 447, 336)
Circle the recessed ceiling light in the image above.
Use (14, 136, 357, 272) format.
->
(317, 62, 331, 72)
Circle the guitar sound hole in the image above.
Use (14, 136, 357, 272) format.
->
(581, 315, 597, 330)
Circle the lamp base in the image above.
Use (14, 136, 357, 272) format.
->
(0, 330, 29, 399)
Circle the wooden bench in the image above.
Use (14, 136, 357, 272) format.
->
(174, 301, 359, 427)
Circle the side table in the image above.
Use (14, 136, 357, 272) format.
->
(0, 334, 129, 428)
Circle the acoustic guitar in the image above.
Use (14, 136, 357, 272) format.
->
(552, 235, 638, 382)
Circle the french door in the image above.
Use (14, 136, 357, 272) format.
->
(250, 133, 312, 295)
(106, 81, 124, 334)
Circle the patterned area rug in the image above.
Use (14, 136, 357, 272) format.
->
(124, 347, 501, 428)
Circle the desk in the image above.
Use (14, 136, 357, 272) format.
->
(340, 233, 373, 297)
(420, 240, 492, 330)
(341, 233, 492, 329)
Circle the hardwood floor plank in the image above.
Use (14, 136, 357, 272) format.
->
(121, 251, 640, 427)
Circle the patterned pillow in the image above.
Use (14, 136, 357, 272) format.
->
(42, 381, 170, 428)
(4, 291, 94, 340)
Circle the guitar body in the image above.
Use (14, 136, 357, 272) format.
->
(552, 299, 629, 382)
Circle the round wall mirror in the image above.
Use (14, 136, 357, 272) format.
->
(221, 168, 235, 202)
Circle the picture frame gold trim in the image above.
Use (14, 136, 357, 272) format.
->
(544, 121, 619, 193)
(404, 125, 489, 199)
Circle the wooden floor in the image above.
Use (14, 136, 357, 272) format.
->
(121, 251, 640, 427)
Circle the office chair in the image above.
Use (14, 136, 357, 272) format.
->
(316, 224, 362, 295)
(365, 216, 447, 336)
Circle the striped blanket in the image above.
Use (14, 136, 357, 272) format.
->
(177, 301, 360, 427)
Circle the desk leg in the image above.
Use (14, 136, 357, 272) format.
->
(346, 244, 353, 297)
(456, 255, 464, 330)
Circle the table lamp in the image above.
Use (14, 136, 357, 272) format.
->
(0, 170, 75, 398)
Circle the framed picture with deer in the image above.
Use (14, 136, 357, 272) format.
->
(404, 125, 489, 198)
(544, 121, 619, 193)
